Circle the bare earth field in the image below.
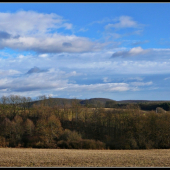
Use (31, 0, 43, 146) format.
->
(0, 148, 170, 167)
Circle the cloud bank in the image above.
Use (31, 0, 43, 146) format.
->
(0, 67, 153, 98)
(0, 11, 105, 53)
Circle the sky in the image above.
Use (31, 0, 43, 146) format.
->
(0, 2, 170, 101)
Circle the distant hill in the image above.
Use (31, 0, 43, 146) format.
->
(80, 98, 115, 107)
(30, 97, 115, 108)
(28, 97, 170, 109)
(117, 100, 170, 104)
(117, 100, 152, 104)
(29, 98, 82, 107)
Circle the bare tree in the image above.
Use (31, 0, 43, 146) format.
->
(24, 118, 35, 137)
(71, 98, 82, 123)
(0, 96, 9, 116)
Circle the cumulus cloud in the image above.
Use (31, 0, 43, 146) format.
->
(129, 46, 144, 54)
(0, 69, 69, 93)
(0, 10, 72, 36)
(111, 47, 150, 58)
(0, 11, 105, 53)
(0, 33, 105, 53)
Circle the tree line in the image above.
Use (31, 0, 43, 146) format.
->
(105, 100, 170, 111)
(0, 95, 170, 149)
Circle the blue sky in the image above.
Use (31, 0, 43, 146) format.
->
(0, 2, 170, 101)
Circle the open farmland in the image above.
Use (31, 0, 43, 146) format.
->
(0, 148, 170, 167)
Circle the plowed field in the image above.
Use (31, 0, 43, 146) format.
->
(0, 148, 170, 167)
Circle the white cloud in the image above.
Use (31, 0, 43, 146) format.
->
(65, 71, 81, 77)
(129, 47, 146, 55)
(0, 33, 105, 53)
(105, 16, 138, 30)
(152, 48, 170, 52)
(0, 65, 154, 97)
(62, 83, 130, 92)
(111, 46, 150, 58)
(2, 48, 170, 76)
(1, 10, 170, 100)
(0, 11, 105, 53)
(0, 10, 72, 36)
(130, 81, 153, 86)
(0, 69, 21, 76)
(17, 55, 25, 59)
(38, 54, 49, 58)
(103, 16, 144, 41)
(1, 46, 170, 98)
(103, 77, 112, 83)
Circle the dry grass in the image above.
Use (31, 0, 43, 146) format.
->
(0, 148, 170, 167)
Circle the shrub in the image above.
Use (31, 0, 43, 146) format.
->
(57, 138, 105, 149)
(80, 139, 105, 149)
(0, 136, 8, 147)
(59, 129, 82, 142)
(156, 107, 166, 113)
(34, 141, 45, 148)
(69, 141, 82, 149)
(57, 140, 70, 149)
(128, 137, 139, 149)
(95, 140, 106, 149)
